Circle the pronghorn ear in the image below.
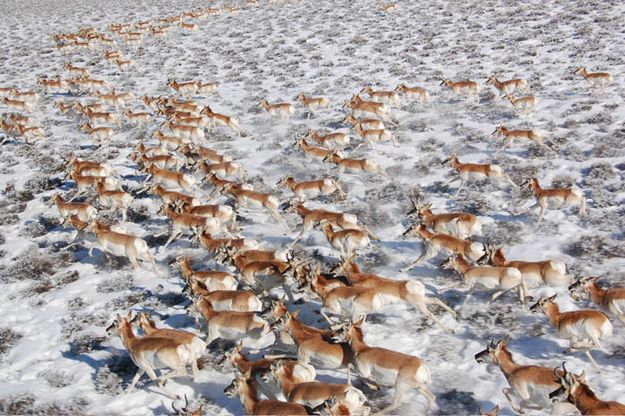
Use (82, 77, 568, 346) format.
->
(576, 371, 586, 383)
(501, 334, 510, 346)
(291, 309, 300, 318)
(548, 294, 557, 302)
(126, 311, 132, 321)
(353, 316, 365, 328)
(236, 340, 243, 351)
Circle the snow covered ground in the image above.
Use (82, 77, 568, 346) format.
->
(0, 0, 624, 414)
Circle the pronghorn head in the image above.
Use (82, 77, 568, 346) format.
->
(407, 196, 431, 218)
(479, 405, 500, 416)
(218, 340, 244, 369)
(322, 151, 342, 164)
(492, 125, 505, 136)
(394, 83, 406, 92)
(529, 293, 558, 314)
(568, 276, 598, 301)
(401, 222, 425, 238)
(486, 75, 497, 85)
(297, 92, 305, 101)
(474, 336, 509, 365)
(439, 78, 452, 87)
(440, 255, 458, 271)
(275, 176, 293, 187)
(440, 155, 457, 166)
(223, 376, 244, 399)
(573, 67, 585, 76)
(549, 362, 580, 403)
(260, 296, 287, 321)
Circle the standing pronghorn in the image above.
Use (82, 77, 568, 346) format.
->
(261, 100, 294, 119)
(521, 176, 586, 225)
(530, 295, 613, 367)
(133, 312, 206, 379)
(483, 244, 571, 288)
(486, 75, 529, 95)
(439, 78, 479, 100)
(395, 83, 430, 105)
(549, 364, 625, 414)
(324, 152, 392, 179)
(441, 254, 527, 308)
(474, 338, 565, 413)
(360, 86, 401, 107)
(331, 256, 456, 330)
(319, 222, 374, 259)
(569, 276, 625, 326)
(276, 176, 346, 201)
(442, 155, 517, 195)
(306, 130, 351, 149)
(90, 220, 158, 271)
(96, 179, 132, 221)
(574, 67, 613, 89)
(492, 125, 547, 150)
(105, 312, 190, 399)
(297, 93, 329, 117)
(331, 317, 435, 414)
(503, 94, 538, 115)
(401, 223, 485, 271)
(407, 197, 481, 239)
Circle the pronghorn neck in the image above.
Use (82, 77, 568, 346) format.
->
(586, 282, 606, 306)
(119, 320, 137, 350)
(491, 249, 507, 266)
(274, 365, 297, 395)
(179, 258, 194, 279)
(348, 326, 368, 354)
(450, 157, 462, 170)
(239, 379, 259, 414)
(286, 315, 314, 343)
(493, 347, 521, 378)
(543, 302, 561, 328)
(571, 382, 603, 414)
(419, 208, 434, 223)
(530, 178, 542, 197)
(198, 299, 217, 318)
(232, 350, 251, 371)
(311, 275, 332, 300)
(499, 126, 510, 135)
(452, 256, 472, 274)
(322, 224, 335, 240)
(490, 77, 502, 89)
(344, 260, 360, 276)
(416, 225, 434, 240)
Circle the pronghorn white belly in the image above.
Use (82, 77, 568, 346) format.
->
(558, 320, 595, 340)
(298, 188, 321, 200)
(302, 348, 343, 369)
(467, 274, 502, 290)
(99, 240, 130, 257)
(204, 278, 238, 292)
(368, 363, 399, 386)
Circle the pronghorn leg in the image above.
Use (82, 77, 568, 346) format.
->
(163, 231, 182, 249)
(378, 167, 393, 180)
(401, 246, 434, 272)
(536, 204, 546, 226)
(319, 309, 335, 325)
(128, 255, 141, 270)
(585, 350, 599, 368)
(417, 302, 451, 332)
(460, 287, 475, 309)
(502, 387, 524, 414)
(418, 385, 436, 414)
(454, 179, 466, 196)
(127, 368, 145, 393)
(378, 379, 408, 415)
(282, 283, 296, 303)
(425, 297, 457, 319)
(505, 173, 518, 188)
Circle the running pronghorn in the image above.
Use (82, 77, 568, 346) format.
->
(401, 223, 485, 271)
(124, 109, 151, 126)
(168, 79, 200, 96)
(143, 164, 202, 195)
(181, 144, 231, 164)
(331, 317, 435, 414)
(344, 95, 394, 123)
(96, 179, 132, 221)
(394, 83, 430, 105)
(204, 172, 252, 198)
(306, 130, 351, 149)
(39, 77, 68, 92)
(441, 254, 527, 308)
(474, 337, 565, 413)
(94, 90, 131, 107)
(68, 171, 120, 201)
(503, 94, 538, 115)
(174, 256, 238, 292)
(235, 257, 298, 302)
(439, 78, 479, 100)
(158, 203, 229, 248)
(154, 130, 190, 149)
(64, 63, 89, 77)
(324, 152, 392, 179)
(492, 125, 547, 150)
(294, 138, 340, 161)
(408, 197, 481, 239)
(379, 2, 398, 12)
(151, 184, 198, 208)
(189, 298, 270, 345)
(574, 67, 613, 89)
(442, 155, 517, 195)
(90, 220, 158, 271)
(260, 100, 294, 119)
(319, 222, 374, 259)
(180, 21, 198, 31)
(14, 124, 45, 143)
(53, 193, 97, 222)
(486, 75, 529, 95)
(187, 285, 262, 313)
(114, 58, 133, 71)
(520, 176, 586, 225)
(70, 156, 115, 177)
(196, 231, 258, 255)
(224, 371, 311, 415)
(105, 312, 190, 399)
(353, 124, 398, 149)
(164, 121, 205, 142)
(264, 359, 368, 413)
(276, 176, 346, 201)
(199, 107, 243, 135)
(530, 295, 613, 367)
(483, 244, 571, 288)
(331, 256, 457, 330)
(178, 202, 237, 231)
(81, 123, 114, 143)
(0, 86, 17, 97)
(569, 276, 625, 326)
(342, 113, 385, 131)
(14, 89, 40, 103)
(84, 108, 119, 126)
(220, 184, 291, 231)
(360, 86, 401, 106)
(133, 312, 206, 379)
(297, 93, 330, 116)
(199, 160, 244, 181)
(549, 363, 625, 414)
(2, 97, 33, 112)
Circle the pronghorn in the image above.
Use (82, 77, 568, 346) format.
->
(69, 77, 109, 92)
(569, 276, 625, 326)
(81, 123, 114, 143)
(479, 405, 500, 416)
(294, 138, 340, 161)
(331, 256, 456, 330)
(174, 256, 238, 292)
(0, 87, 17, 97)
(297, 93, 330, 116)
(220, 184, 290, 230)
(84, 108, 119, 126)
(96, 179, 132, 221)
(197, 231, 259, 255)
(69, 156, 115, 177)
(197, 81, 219, 95)
(64, 63, 89, 77)
(199, 107, 243, 135)
(331, 317, 435, 414)
(103, 49, 122, 61)
(483, 244, 570, 288)
(474, 337, 565, 413)
(14, 124, 45, 143)
(199, 160, 244, 181)
(7, 113, 36, 126)
(106, 312, 189, 399)
(344, 95, 393, 122)
(165, 121, 205, 142)
(224, 371, 310, 415)
(72, 101, 106, 115)
(261, 100, 294, 119)
(53, 100, 72, 114)
(521, 176, 586, 225)
(53, 193, 97, 222)
(190, 298, 270, 345)
(360, 86, 401, 107)
(167, 98, 202, 114)
(486, 75, 529, 95)
(503, 94, 538, 114)
(95, 90, 132, 107)
(154, 130, 190, 149)
(158, 203, 228, 248)
(394, 83, 430, 105)
(353, 124, 398, 149)
(90, 220, 158, 270)
(306, 130, 351, 149)
(319, 222, 373, 259)
(324, 152, 392, 179)
(277, 176, 346, 201)
(401, 223, 485, 271)
(439, 78, 480, 100)
(134, 312, 206, 379)
(216, 245, 291, 273)
(442, 155, 517, 195)
(265, 359, 368, 413)
(180, 22, 198, 31)
(181, 144, 231, 164)
(61, 214, 91, 249)
(204, 172, 253, 198)
(38, 78, 68, 92)
(549, 363, 625, 414)
(179, 202, 237, 230)
(171, 395, 204, 416)
(408, 197, 481, 239)
(1, 97, 32, 111)
(492, 125, 546, 150)
(379, 2, 398, 12)
(14, 90, 40, 103)
(195, 289, 262, 313)
(144, 164, 201, 194)
(574, 67, 613, 89)
(170, 114, 210, 130)
(168, 79, 199, 96)
(441, 254, 526, 307)
(124, 109, 150, 126)
(530, 295, 613, 367)
(138, 153, 185, 171)
(236, 258, 298, 302)
(342, 113, 385, 131)
(68, 171, 120, 200)
(150, 184, 198, 207)
(114, 58, 133, 70)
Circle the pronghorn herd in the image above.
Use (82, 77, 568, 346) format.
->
(2, 0, 623, 414)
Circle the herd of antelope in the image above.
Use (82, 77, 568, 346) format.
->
(2, 0, 622, 414)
